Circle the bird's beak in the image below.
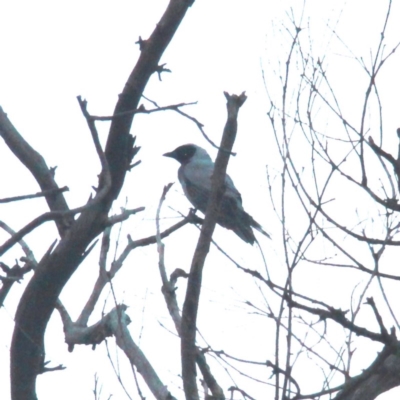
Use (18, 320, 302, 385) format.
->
(163, 150, 175, 158)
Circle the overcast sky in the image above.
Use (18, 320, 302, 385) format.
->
(1, 1, 400, 399)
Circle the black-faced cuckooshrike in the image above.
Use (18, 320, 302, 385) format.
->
(164, 144, 270, 244)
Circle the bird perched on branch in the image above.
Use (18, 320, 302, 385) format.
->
(163, 144, 270, 245)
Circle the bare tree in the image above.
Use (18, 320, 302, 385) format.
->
(263, 1, 400, 399)
(0, 1, 202, 399)
(2, 1, 400, 400)
(0, 2, 249, 399)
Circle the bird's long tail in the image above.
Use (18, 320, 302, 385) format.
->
(249, 216, 271, 239)
(234, 212, 271, 244)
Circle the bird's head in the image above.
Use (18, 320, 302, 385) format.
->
(163, 144, 211, 165)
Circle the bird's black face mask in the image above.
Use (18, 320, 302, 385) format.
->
(163, 144, 197, 165)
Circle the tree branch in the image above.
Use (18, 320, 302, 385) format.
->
(181, 91, 246, 400)
(0, 187, 69, 204)
(288, 299, 391, 344)
(10, 2, 194, 398)
(334, 342, 400, 400)
(0, 107, 71, 236)
(109, 306, 178, 400)
(155, 187, 224, 399)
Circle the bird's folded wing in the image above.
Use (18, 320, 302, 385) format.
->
(181, 161, 243, 202)
(180, 171, 247, 228)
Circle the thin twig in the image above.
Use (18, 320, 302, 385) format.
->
(0, 186, 69, 204)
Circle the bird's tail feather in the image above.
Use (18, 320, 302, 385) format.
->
(233, 224, 256, 245)
(249, 216, 271, 239)
(232, 213, 270, 244)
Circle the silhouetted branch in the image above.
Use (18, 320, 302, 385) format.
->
(181, 91, 246, 400)
(0, 195, 114, 257)
(106, 207, 145, 226)
(365, 297, 390, 339)
(109, 305, 178, 400)
(0, 221, 37, 306)
(141, 94, 230, 152)
(0, 106, 71, 236)
(228, 386, 256, 400)
(90, 101, 197, 121)
(156, 183, 184, 335)
(0, 186, 69, 204)
(0, 261, 33, 307)
(288, 299, 392, 344)
(76, 210, 198, 327)
(369, 133, 400, 192)
(334, 341, 400, 400)
(10, 1, 194, 398)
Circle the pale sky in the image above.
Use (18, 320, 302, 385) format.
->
(1, 1, 400, 399)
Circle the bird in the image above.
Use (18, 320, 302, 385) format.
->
(163, 143, 270, 244)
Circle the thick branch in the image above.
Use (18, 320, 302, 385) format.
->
(181, 92, 246, 400)
(109, 306, 178, 400)
(58, 304, 177, 400)
(155, 187, 224, 399)
(103, 0, 194, 204)
(0, 186, 124, 257)
(0, 107, 71, 236)
(334, 342, 400, 400)
(10, 2, 193, 398)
